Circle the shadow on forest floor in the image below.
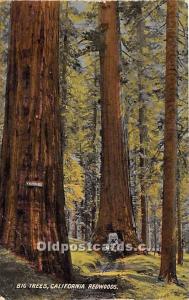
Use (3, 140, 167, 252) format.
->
(0, 246, 70, 300)
(0, 246, 189, 300)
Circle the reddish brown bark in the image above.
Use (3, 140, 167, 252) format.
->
(0, 1, 72, 280)
(93, 2, 138, 247)
(159, 0, 178, 283)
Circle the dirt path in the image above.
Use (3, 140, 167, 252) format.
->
(70, 263, 118, 299)
(70, 258, 131, 299)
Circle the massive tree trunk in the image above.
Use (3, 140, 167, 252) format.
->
(60, 1, 69, 153)
(0, 1, 72, 280)
(159, 0, 178, 283)
(136, 2, 147, 245)
(93, 2, 138, 247)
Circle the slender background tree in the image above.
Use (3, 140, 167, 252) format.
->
(159, 0, 178, 283)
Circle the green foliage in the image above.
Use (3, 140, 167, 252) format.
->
(64, 153, 84, 209)
(59, 2, 101, 236)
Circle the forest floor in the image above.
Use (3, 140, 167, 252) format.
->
(0, 245, 189, 300)
(71, 249, 189, 300)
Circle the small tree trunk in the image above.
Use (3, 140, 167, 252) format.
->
(153, 208, 157, 255)
(136, 2, 147, 245)
(177, 168, 183, 265)
(159, 0, 178, 283)
(0, 1, 72, 280)
(91, 97, 98, 234)
(72, 203, 78, 239)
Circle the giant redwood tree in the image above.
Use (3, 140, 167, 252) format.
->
(159, 0, 178, 283)
(93, 2, 138, 246)
(0, 1, 72, 280)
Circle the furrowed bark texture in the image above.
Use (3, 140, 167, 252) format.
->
(93, 2, 138, 246)
(159, 0, 178, 282)
(0, 1, 72, 281)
